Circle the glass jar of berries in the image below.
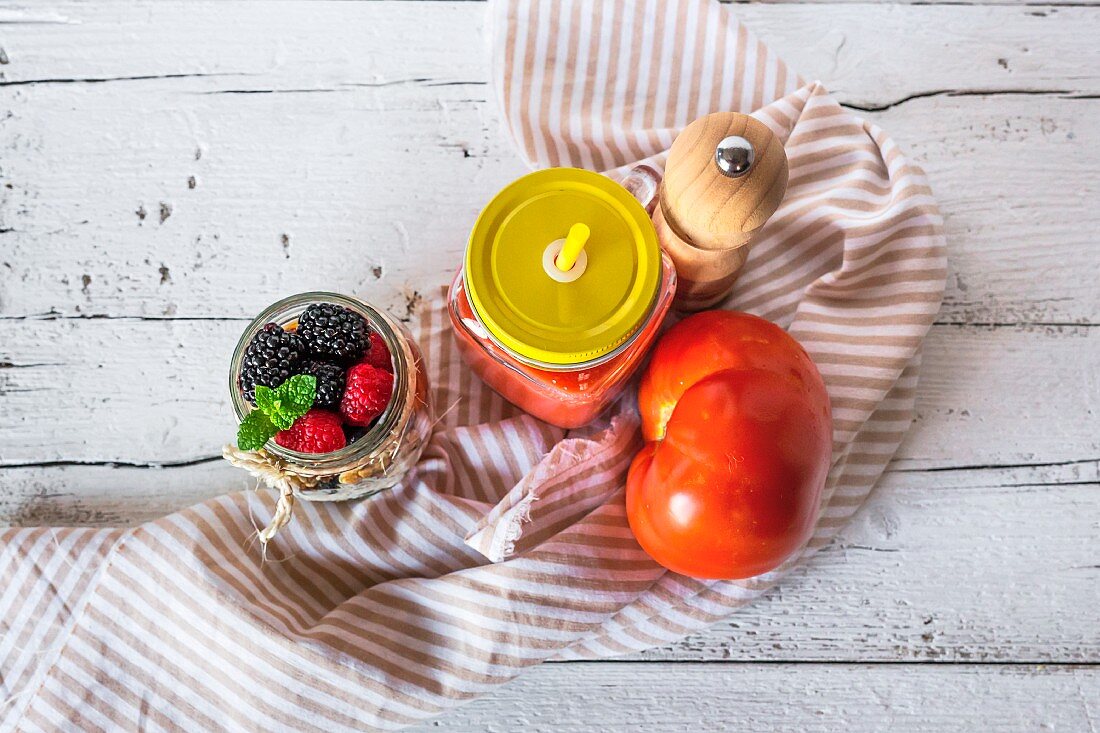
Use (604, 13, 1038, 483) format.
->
(229, 292, 433, 501)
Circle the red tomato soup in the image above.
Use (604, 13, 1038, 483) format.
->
(448, 168, 676, 429)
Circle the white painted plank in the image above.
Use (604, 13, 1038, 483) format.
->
(1, 91, 1095, 325)
(0, 460, 240, 527)
(748, 6, 1098, 104)
(3, 90, 1096, 325)
(2, 3, 1095, 98)
(1, 4, 1098, 325)
(2, 459, 1096, 664)
(902, 324, 1099, 469)
(867, 96, 1097, 327)
(1, 320, 1097, 468)
(408, 662, 1100, 733)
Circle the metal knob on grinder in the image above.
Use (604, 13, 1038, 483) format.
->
(714, 135, 755, 178)
(654, 112, 789, 311)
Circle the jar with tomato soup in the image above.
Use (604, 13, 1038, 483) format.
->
(448, 167, 676, 429)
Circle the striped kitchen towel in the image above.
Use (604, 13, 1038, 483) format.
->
(0, 0, 946, 730)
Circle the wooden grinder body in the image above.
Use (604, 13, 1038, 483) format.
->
(657, 112, 789, 311)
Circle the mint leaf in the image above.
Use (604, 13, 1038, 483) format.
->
(256, 382, 295, 430)
(237, 410, 277, 451)
(254, 384, 277, 415)
(251, 375, 317, 431)
(244, 374, 317, 441)
(270, 374, 316, 426)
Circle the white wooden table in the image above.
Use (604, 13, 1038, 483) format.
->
(2, 2, 1097, 730)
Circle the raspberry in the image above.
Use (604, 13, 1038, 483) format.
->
(299, 360, 346, 410)
(340, 363, 394, 427)
(296, 303, 368, 364)
(274, 409, 346, 454)
(238, 323, 306, 405)
(362, 331, 393, 372)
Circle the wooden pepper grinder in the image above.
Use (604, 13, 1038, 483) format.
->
(655, 112, 789, 311)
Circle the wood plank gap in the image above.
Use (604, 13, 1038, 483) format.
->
(0, 314, 252, 322)
(4, 455, 1096, 478)
(934, 321, 1100, 328)
(842, 88, 1075, 113)
(722, 0, 1100, 6)
(0, 456, 223, 470)
(549, 658, 1100, 667)
(4, 315, 1095, 328)
(197, 79, 486, 96)
(0, 72, 253, 87)
(896, 456, 1100, 473)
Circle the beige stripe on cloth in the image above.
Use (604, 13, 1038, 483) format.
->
(0, 1, 946, 729)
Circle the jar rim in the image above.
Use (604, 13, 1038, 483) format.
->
(463, 168, 663, 366)
(459, 251, 672, 372)
(228, 291, 410, 468)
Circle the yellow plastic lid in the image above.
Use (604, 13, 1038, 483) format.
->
(465, 168, 661, 366)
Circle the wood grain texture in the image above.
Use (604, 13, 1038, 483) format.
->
(661, 112, 788, 248)
(0, 462, 242, 527)
(1, 2, 1097, 729)
(657, 112, 789, 309)
(653, 201, 754, 311)
(1, 4, 1095, 99)
(1, 4, 1097, 325)
(2, 320, 1096, 468)
(4, 89, 1095, 324)
(408, 662, 1100, 732)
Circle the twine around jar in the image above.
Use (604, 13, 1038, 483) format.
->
(222, 445, 320, 545)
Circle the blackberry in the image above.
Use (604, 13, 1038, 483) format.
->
(300, 360, 346, 410)
(343, 425, 369, 444)
(238, 323, 306, 405)
(296, 303, 369, 364)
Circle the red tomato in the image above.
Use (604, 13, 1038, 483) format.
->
(627, 311, 832, 579)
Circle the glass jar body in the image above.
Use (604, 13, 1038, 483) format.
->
(229, 292, 433, 501)
(447, 251, 676, 429)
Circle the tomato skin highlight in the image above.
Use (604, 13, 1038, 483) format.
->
(627, 311, 832, 580)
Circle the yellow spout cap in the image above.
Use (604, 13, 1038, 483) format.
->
(464, 167, 661, 366)
(555, 223, 590, 272)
